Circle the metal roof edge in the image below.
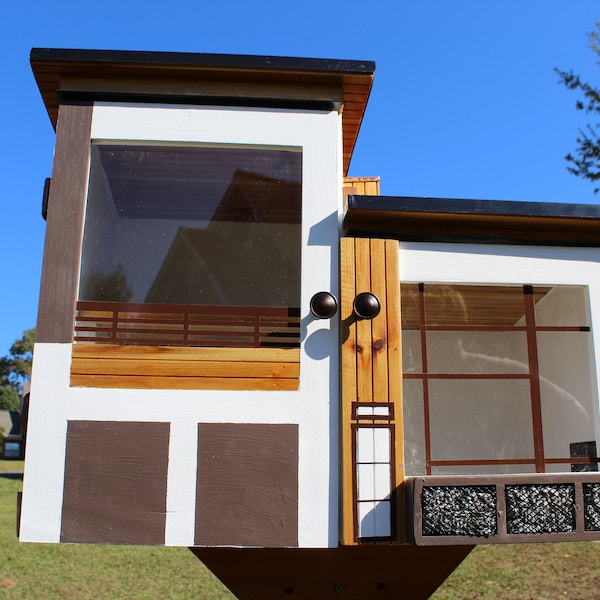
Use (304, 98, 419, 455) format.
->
(30, 48, 376, 75)
(346, 195, 600, 220)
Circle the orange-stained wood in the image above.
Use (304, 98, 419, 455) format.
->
(355, 239, 374, 405)
(385, 239, 405, 536)
(340, 237, 404, 545)
(71, 358, 299, 378)
(70, 374, 299, 391)
(71, 344, 298, 362)
(370, 238, 389, 404)
(340, 237, 358, 545)
(343, 176, 380, 209)
(70, 344, 299, 390)
(343, 176, 380, 195)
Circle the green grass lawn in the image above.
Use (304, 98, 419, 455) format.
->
(3, 464, 600, 599)
(432, 542, 600, 599)
(0, 473, 233, 599)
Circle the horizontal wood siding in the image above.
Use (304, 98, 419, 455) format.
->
(70, 344, 300, 390)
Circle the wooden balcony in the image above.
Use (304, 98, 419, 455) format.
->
(71, 301, 301, 391)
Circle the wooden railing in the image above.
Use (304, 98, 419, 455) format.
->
(74, 301, 301, 348)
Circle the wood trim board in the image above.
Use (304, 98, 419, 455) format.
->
(36, 103, 92, 343)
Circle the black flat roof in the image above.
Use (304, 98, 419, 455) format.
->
(30, 48, 375, 74)
(344, 195, 600, 247)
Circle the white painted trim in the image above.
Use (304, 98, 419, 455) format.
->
(164, 419, 198, 546)
(20, 343, 71, 543)
(398, 242, 600, 284)
(92, 103, 332, 148)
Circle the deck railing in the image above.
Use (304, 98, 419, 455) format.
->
(74, 301, 301, 348)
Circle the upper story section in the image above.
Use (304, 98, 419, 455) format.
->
(31, 49, 374, 355)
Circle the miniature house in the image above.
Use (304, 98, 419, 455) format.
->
(20, 48, 600, 598)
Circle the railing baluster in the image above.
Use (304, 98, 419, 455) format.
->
(111, 305, 118, 344)
(254, 309, 260, 347)
(183, 306, 190, 346)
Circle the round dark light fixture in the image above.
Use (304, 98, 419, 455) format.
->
(310, 291, 338, 319)
(353, 292, 381, 320)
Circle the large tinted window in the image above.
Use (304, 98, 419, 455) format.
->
(77, 144, 302, 348)
(80, 143, 302, 306)
(402, 284, 599, 476)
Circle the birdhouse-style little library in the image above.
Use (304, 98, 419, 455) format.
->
(20, 48, 600, 598)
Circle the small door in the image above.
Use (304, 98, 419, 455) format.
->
(23, 103, 343, 548)
(340, 237, 405, 544)
(78, 104, 343, 548)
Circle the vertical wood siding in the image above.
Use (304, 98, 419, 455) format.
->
(343, 176, 380, 197)
(341, 237, 404, 544)
(36, 103, 92, 343)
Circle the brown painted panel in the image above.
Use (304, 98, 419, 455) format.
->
(36, 103, 92, 343)
(195, 423, 298, 547)
(192, 545, 473, 600)
(61, 421, 170, 544)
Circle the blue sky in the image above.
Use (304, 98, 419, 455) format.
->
(1, 0, 599, 355)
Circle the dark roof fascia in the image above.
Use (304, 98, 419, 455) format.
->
(57, 91, 339, 112)
(343, 195, 600, 247)
(30, 48, 376, 76)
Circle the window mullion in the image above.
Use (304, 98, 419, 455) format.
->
(523, 285, 546, 473)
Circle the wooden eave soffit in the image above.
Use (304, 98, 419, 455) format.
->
(30, 49, 375, 175)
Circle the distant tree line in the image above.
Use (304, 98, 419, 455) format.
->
(0, 329, 34, 411)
